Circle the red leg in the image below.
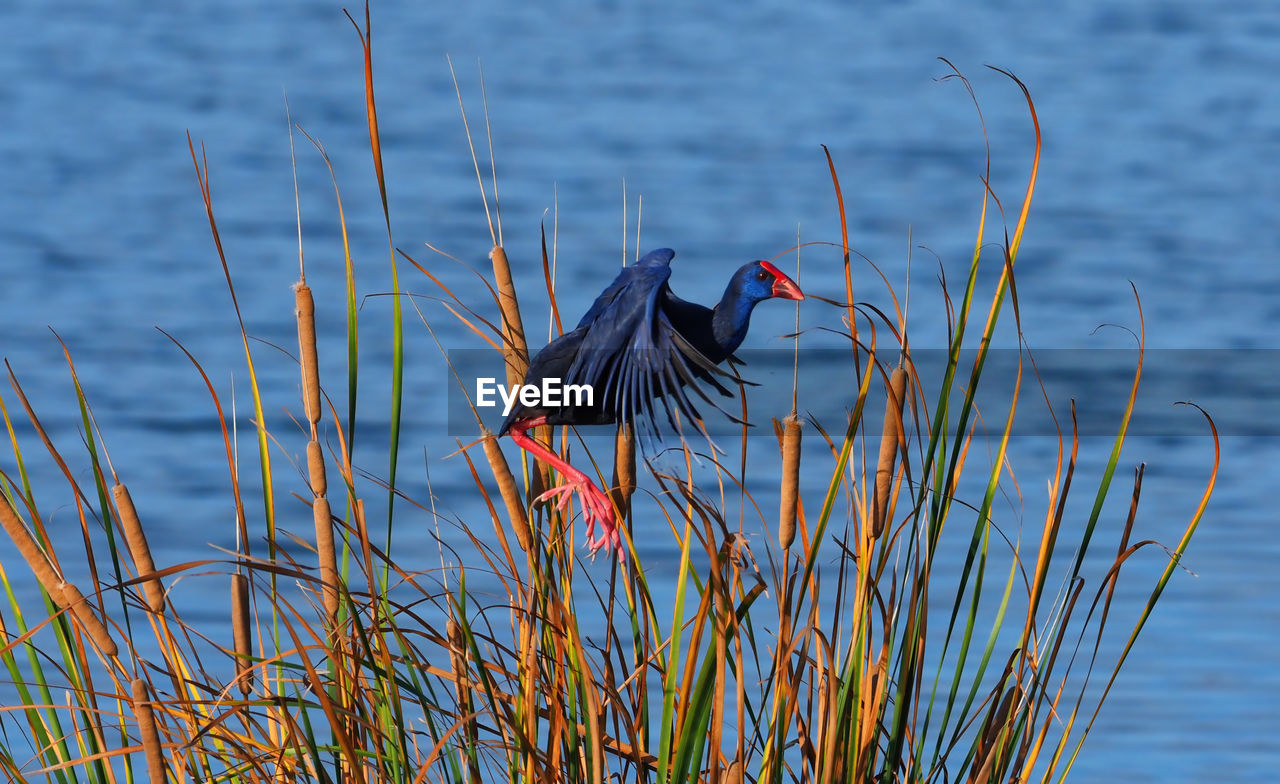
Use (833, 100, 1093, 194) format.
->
(508, 417, 622, 558)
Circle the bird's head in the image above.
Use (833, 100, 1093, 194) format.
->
(732, 260, 805, 303)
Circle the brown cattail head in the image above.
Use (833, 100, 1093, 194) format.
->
(114, 484, 164, 614)
(778, 415, 803, 551)
(59, 582, 118, 658)
(0, 498, 63, 599)
(295, 282, 321, 426)
(724, 760, 744, 784)
(447, 618, 466, 678)
(610, 422, 636, 520)
(312, 497, 340, 622)
(231, 573, 253, 696)
(490, 246, 529, 388)
(306, 440, 327, 499)
(872, 366, 909, 538)
(131, 678, 167, 784)
(482, 428, 532, 553)
(982, 683, 1022, 750)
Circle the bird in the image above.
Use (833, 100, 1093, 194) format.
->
(499, 248, 804, 557)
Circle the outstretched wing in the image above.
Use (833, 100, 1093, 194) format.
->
(565, 250, 747, 443)
(573, 248, 676, 329)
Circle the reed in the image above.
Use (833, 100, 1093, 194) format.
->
(0, 495, 63, 600)
(230, 572, 254, 695)
(491, 245, 530, 387)
(483, 425, 532, 553)
(113, 483, 164, 613)
(306, 440, 327, 498)
(130, 678, 166, 784)
(296, 283, 322, 425)
(611, 421, 637, 521)
(871, 365, 907, 538)
(312, 496, 339, 622)
(57, 582, 118, 658)
(0, 39, 1214, 784)
(777, 414, 803, 551)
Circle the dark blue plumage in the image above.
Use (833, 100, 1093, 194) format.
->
(500, 248, 802, 436)
(500, 248, 803, 556)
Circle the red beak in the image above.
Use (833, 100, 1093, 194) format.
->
(760, 261, 805, 301)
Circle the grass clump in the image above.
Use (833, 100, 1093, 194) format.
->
(0, 20, 1214, 784)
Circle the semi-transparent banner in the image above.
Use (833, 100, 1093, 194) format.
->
(442, 348, 1261, 437)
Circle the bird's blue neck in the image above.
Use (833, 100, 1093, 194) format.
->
(711, 289, 761, 356)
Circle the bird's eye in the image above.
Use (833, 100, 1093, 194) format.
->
(756, 270, 768, 281)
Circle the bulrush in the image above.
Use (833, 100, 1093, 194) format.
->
(295, 283, 322, 424)
(114, 483, 164, 613)
(778, 414, 803, 551)
(58, 582, 118, 658)
(0, 498, 63, 601)
(297, 278, 339, 623)
(231, 573, 253, 695)
(490, 245, 530, 387)
(610, 422, 636, 522)
(872, 366, 908, 538)
(483, 426, 532, 553)
(131, 678, 166, 784)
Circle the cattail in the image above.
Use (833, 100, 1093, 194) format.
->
(610, 422, 636, 520)
(312, 497, 339, 621)
(114, 483, 164, 613)
(490, 246, 529, 387)
(447, 617, 482, 783)
(0, 498, 63, 599)
(306, 440, 327, 499)
(231, 573, 253, 695)
(724, 760, 744, 784)
(59, 582, 118, 658)
(295, 283, 321, 425)
(778, 414, 803, 550)
(131, 678, 166, 784)
(482, 428, 532, 553)
(982, 683, 1022, 749)
(871, 367, 908, 538)
(447, 618, 468, 694)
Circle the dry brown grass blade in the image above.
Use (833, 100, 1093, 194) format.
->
(130, 678, 167, 784)
(113, 483, 165, 614)
(539, 222, 564, 336)
(871, 366, 908, 538)
(346, 3, 388, 214)
(156, 327, 250, 558)
(4, 361, 99, 529)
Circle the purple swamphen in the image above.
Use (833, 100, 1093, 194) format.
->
(499, 248, 804, 557)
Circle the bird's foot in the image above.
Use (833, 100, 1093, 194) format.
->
(535, 478, 623, 559)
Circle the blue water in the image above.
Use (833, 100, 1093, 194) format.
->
(1, 1, 1277, 780)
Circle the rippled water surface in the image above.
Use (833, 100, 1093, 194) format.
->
(1, 2, 1277, 780)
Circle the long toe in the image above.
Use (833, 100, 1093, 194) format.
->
(537, 479, 621, 558)
(535, 483, 575, 514)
